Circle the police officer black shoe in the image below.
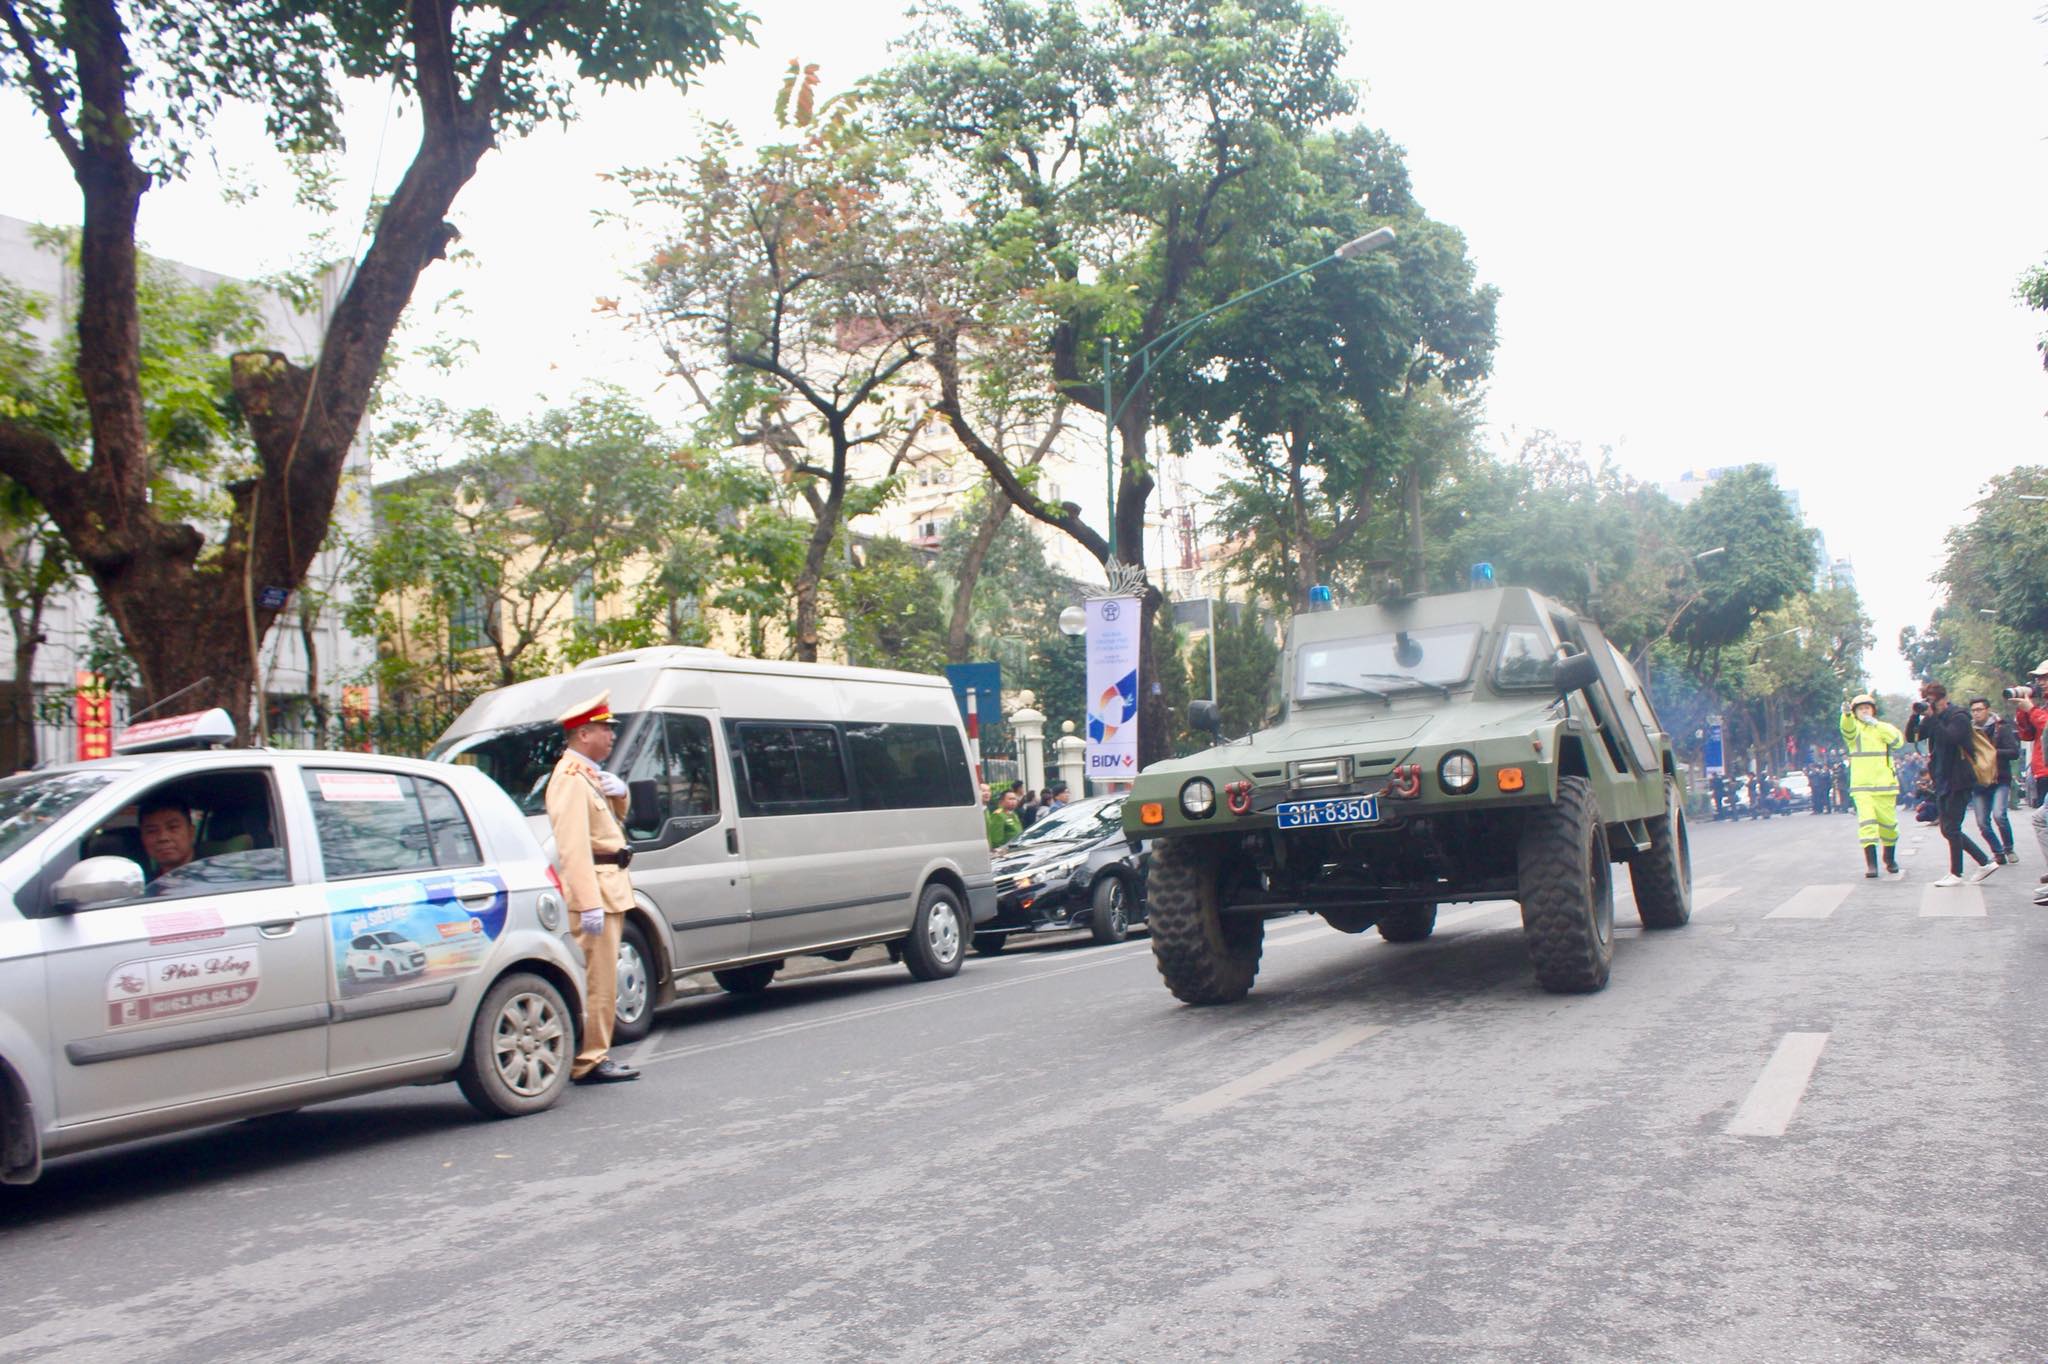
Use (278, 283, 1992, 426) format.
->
(574, 1059, 640, 1085)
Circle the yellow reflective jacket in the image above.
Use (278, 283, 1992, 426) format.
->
(1839, 712, 1904, 793)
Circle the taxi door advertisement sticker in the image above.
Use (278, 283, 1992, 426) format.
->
(105, 945, 260, 1027)
(326, 871, 509, 998)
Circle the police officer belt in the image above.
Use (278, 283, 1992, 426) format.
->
(592, 848, 633, 869)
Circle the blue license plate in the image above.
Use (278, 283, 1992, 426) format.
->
(1275, 796, 1381, 829)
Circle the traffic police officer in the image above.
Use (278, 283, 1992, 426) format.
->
(548, 692, 640, 1085)
(1840, 693, 1905, 879)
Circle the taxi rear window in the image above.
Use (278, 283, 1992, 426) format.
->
(303, 770, 483, 879)
(0, 770, 116, 862)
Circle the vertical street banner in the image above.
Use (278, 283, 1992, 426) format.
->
(1704, 716, 1724, 776)
(1085, 596, 1141, 784)
(75, 671, 111, 762)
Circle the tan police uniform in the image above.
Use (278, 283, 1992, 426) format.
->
(545, 694, 635, 1080)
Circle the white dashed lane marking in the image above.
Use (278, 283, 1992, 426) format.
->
(1726, 1031, 1830, 1137)
(1765, 884, 1855, 920)
(1164, 1025, 1385, 1122)
(1918, 883, 1987, 917)
(1689, 885, 1740, 914)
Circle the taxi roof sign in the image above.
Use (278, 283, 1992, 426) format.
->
(113, 707, 238, 754)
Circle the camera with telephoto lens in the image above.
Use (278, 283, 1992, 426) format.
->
(2004, 686, 2033, 701)
(1911, 700, 1929, 715)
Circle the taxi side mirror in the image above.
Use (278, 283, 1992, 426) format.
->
(52, 856, 146, 913)
(1554, 651, 1601, 697)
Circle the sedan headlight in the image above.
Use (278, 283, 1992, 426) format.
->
(1438, 751, 1479, 795)
(1180, 778, 1217, 818)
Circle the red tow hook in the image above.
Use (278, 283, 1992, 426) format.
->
(1224, 780, 1254, 816)
(1386, 764, 1423, 800)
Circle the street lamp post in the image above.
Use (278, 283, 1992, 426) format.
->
(1098, 227, 1397, 562)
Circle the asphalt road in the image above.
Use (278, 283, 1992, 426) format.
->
(4, 810, 2047, 1362)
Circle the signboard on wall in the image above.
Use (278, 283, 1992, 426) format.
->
(75, 671, 111, 762)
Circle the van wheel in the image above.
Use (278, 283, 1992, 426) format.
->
(903, 883, 966, 980)
(972, 932, 1007, 956)
(612, 920, 655, 1044)
(713, 962, 779, 994)
(457, 972, 573, 1119)
(1089, 876, 1131, 944)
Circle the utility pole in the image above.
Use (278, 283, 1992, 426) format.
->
(1403, 467, 1425, 593)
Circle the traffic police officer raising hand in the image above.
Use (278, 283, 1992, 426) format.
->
(547, 692, 641, 1085)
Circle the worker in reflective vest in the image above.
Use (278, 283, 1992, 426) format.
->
(1840, 694, 1905, 879)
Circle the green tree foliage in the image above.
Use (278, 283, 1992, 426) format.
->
(830, 537, 948, 675)
(0, 0, 750, 729)
(2019, 261, 2048, 370)
(1169, 127, 1497, 607)
(1208, 604, 1281, 736)
(625, 63, 942, 663)
(892, 0, 1358, 764)
(1720, 586, 1874, 764)
(1667, 465, 1817, 671)
(351, 388, 705, 693)
(1923, 467, 2048, 683)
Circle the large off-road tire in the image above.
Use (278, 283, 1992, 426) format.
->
(1376, 904, 1438, 944)
(1629, 776, 1693, 930)
(713, 962, 779, 994)
(1089, 875, 1132, 944)
(1516, 776, 1615, 994)
(1147, 835, 1263, 1005)
(902, 882, 967, 981)
(456, 972, 573, 1119)
(611, 919, 655, 1044)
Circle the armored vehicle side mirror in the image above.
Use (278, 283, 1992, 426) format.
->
(52, 856, 145, 913)
(1188, 700, 1222, 736)
(1554, 651, 1601, 697)
(627, 779, 662, 835)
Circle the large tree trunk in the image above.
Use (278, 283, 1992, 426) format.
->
(7, 614, 38, 771)
(792, 482, 846, 665)
(947, 490, 1012, 665)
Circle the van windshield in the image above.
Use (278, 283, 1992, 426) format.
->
(431, 720, 578, 815)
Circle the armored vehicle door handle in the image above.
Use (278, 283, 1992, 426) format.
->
(258, 920, 296, 938)
(726, 828, 739, 855)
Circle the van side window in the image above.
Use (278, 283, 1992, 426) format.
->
(845, 723, 975, 810)
(733, 723, 850, 812)
(621, 713, 722, 840)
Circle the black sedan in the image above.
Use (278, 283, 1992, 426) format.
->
(975, 794, 1150, 954)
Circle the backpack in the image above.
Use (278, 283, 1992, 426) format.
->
(1967, 729, 2000, 787)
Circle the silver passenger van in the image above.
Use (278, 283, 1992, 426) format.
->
(431, 647, 996, 1041)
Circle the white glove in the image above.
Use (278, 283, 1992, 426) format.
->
(578, 909, 604, 936)
(596, 770, 627, 799)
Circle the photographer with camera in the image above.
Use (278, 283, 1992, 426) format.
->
(1907, 681, 1998, 887)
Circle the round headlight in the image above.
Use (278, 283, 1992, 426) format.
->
(1180, 778, 1217, 818)
(1438, 751, 1478, 794)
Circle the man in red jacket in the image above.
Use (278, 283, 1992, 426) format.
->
(2015, 661, 2048, 805)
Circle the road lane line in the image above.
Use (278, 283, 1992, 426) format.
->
(1764, 884, 1855, 920)
(1164, 1024, 1385, 1122)
(1689, 885, 1739, 914)
(1726, 1031, 1829, 1137)
(1919, 883, 1987, 917)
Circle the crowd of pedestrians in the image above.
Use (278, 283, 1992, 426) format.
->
(982, 780, 1070, 848)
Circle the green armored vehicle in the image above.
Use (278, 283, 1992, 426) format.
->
(1123, 586, 1691, 1003)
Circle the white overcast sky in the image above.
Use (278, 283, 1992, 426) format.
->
(5, 1, 2046, 691)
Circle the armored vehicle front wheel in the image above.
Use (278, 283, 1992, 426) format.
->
(1147, 834, 1263, 1005)
(1516, 776, 1615, 993)
(1629, 776, 1693, 929)
(1376, 904, 1438, 943)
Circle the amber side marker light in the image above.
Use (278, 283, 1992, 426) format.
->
(1140, 802, 1166, 825)
(1496, 767, 1526, 792)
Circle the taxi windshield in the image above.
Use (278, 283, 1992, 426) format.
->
(0, 769, 117, 862)
(1294, 624, 1482, 702)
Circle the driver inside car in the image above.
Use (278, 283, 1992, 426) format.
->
(136, 797, 198, 880)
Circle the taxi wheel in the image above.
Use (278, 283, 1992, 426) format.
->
(457, 972, 573, 1119)
(612, 921, 655, 1045)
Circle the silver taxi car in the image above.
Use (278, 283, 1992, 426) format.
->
(0, 710, 585, 1187)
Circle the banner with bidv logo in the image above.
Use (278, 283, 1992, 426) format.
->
(1085, 595, 1142, 783)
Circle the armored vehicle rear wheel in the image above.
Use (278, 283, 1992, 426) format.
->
(1629, 777, 1693, 929)
(1516, 776, 1615, 993)
(1148, 835, 1262, 1005)
(1376, 904, 1437, 943)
